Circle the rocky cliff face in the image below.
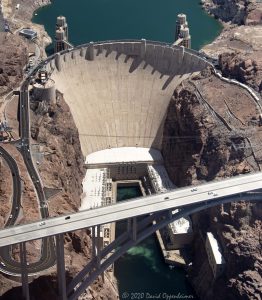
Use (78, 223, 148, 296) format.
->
(201, 0, 247, 24)
(27, 92, 117, 299)
(162, 71, 262, 300)
(201, 0, 262, 25)
(201, 0, 262, 94)
(0, 33, 28, 95)
(30, 91, 85, 214)
(219, 52, 262, 93)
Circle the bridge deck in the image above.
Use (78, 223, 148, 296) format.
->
(0, 172, 261, 247)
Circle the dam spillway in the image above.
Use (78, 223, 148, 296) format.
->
(41, 40, 210, 156)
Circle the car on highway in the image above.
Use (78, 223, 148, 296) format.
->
(191, 188, 198, 192)
(39, 221, 46, 226)
(213, 193, 218, 197)
(208, 191, 213, 195)
(9, 214, 12, 219)
(0, 262, 6, 267)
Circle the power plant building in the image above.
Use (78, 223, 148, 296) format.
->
(205, 232, 225, 278)
(19, 28, 37, 40)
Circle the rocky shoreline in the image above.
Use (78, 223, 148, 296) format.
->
(200, 0, 262, 94)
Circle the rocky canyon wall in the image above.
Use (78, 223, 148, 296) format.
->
(162, 69, 262, 300)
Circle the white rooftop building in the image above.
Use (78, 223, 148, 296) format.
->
(147, 165, 193, 249)
(206, 232, 225, 278)
(169, 210, 193, 234)
(80, 168, 107, 210)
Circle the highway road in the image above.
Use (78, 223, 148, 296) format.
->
(0, 171, 261, 247)
(0, 146, 21, 227)
(16, 78, 56, 273)
(0, 146, 56, 274)
(0, 76, 56, 275)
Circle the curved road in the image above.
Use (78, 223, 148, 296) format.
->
(0, 146, 21, 226)
(0, 76, 56, 274)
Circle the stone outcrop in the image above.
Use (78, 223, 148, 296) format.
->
(162, 72, 262, 300)
(201, 0, 262, 25)
(219, 52, 262, 92)
(0, 33, 28, 95)
(201, 1, 262, 94)
(30, 91, 85, 214)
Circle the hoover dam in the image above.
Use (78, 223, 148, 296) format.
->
(36, 40, 210, 155)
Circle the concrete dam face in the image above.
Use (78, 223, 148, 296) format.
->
(46, 41, 210, 156)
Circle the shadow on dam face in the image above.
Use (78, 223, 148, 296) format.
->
(46, 41, 209, 156)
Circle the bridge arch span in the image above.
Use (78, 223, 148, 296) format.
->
(67, 192, 261, 300)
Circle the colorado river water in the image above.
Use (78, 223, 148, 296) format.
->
(115, 186, 197, 300)
(32, 1, 222, 298)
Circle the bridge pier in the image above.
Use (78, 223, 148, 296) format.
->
(20, 242, 29, 300)
(127, 217, 137, 241)
(96, 225, 101, 268)
(56, 234, 67, 300)
(132, 217, 137, 241)
(91, 226, 96, 258)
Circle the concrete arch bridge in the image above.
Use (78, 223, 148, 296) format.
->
(0, 172, 261, 300)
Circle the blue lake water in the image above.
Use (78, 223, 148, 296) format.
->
(33, 0, 222, 53)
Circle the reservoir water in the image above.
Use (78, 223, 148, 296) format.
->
(32, 1, 221, 298)
(33, 0, 222, 53)
(115, 186, 197, 300)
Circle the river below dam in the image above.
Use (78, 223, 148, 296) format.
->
(115, 186, 197, 300)
(32, 0, 222, 298)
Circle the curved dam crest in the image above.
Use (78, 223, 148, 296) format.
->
(45, 41, 210, 156)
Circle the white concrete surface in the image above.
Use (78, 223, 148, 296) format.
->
(86, 147, 163, 165)
(80, 168, 107, 211)
(170, 210, 192, 234)
(147, 164, 175, 192)
(206, 232, 225, 264)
